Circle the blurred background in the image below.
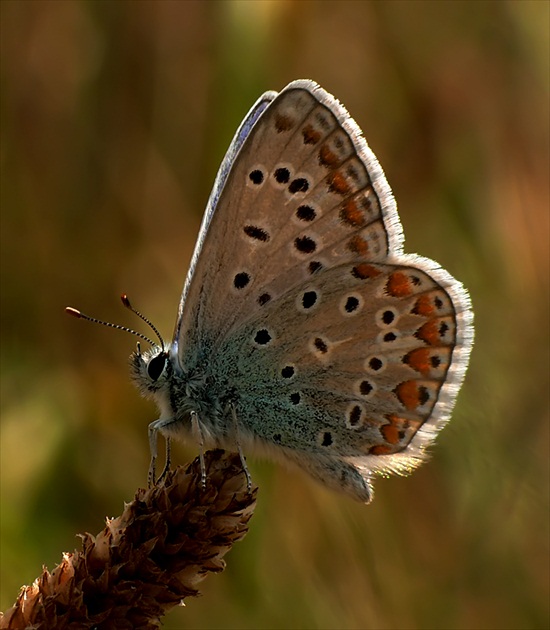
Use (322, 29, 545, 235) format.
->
(1, 1, 548, 628)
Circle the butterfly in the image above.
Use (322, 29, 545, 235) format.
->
(70, 80, 473, 503)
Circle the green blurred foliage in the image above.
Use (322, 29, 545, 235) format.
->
(1, 1, 548, 628)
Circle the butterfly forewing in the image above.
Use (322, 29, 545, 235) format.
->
(177, 84, 398, 349)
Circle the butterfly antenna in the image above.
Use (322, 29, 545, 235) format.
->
(120, 294, 165, 350)
(65, 307, 157, 347)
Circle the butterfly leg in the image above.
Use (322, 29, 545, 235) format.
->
(230, 404, 252, 492)
(190, 411, 207, 490)
(157, 436, 171, 483)
(148, 419, 160, 487)
(147, 419, 172, 487)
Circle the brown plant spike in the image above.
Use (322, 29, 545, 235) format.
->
(1, 450, 257, 630)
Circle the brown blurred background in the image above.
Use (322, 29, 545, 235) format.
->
(1, 1, 548, 628)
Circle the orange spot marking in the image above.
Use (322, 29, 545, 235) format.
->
(274, 114, 294, 132)
(415, 320, 441, 345)
(382, 414, 422, 445)
(403, 348, 432, 376)
(319, 144, 339, 167)
(348, 235, 369, 255)
(327, 171, 350, 195)
(369, 444, 395, 455)
(381, 422, 401, 445)
(340, 199, 366, 227)
(302, 124, 322, 145)
(386, 271, 413, 297)
(395, 381, 423, 410)
(413, 294, 435, 316)
(352, 263, 380, 280)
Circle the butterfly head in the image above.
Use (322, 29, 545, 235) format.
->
(129, 343, 172, 399)
(118, 295, 173, 401)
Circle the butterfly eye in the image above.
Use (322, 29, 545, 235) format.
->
(147, 352, 167, 381)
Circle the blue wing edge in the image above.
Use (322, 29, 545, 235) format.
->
(172, 89, 278, 350)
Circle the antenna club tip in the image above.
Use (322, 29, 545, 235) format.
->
(65, 307, 82, 318)
(121, 294, 131, 308)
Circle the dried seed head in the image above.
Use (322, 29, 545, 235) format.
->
(0, 450, 257, 629)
